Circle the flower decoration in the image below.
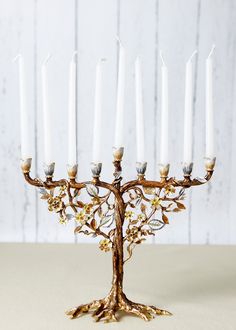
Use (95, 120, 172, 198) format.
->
(164, 185, 176, 195)
(99, 239, 112, 252)
(48, 196, 63, 213)
(125, 211, 134, 220)
(150, 197, 161, 209)
(75, 211, 87, 225)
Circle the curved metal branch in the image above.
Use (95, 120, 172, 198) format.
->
(121, 169, 214, 193)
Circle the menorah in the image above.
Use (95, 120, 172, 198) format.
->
(21, 149, 215, 323)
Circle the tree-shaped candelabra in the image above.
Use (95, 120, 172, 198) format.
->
(21, 148, 215, 322)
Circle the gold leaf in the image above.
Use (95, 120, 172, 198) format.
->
(143, 186, 156, 195)
(74, 226, 82, 233)
(162, 214, 169, 224)
(77, 201, 85, 208)
(173, 208, 181, 212)
(91, 218, 97, 230)
(40, 194, 50, 200)
(176, 202, 186, 210)
(140, 203, 146, 213)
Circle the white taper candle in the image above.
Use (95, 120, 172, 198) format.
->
(68, 52, 77, 166)
(206, 45, 215, 159)
(92, 59, 104, 163)
(41, 54, 53, 165)
(114, 38, 125, 148)
(183, 50, 197, 164)
(135, 56, 145, 162)
(160, 52, 169, 164)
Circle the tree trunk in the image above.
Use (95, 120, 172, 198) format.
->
(66, 184, 171, 321)
(107, 200, 125, 303)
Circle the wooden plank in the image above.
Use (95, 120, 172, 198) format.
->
(156, 0, 199, 244)
(36, 0, 76, 242)
(191, 0, 236, 244)
(0, 0, 37, 242)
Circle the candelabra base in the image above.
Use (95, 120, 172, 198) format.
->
(66, 290, 171, 322)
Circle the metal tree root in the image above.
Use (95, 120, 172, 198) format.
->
(66, 290, 171, 323)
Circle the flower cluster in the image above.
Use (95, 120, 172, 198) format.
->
(99, 239, 112, 252)
(75, 203, 93, 225)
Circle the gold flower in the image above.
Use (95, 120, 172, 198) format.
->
(59, 215, 67, 225)
(125, 211, 134, 220)
(164, 185, 176, 195)
(150, 197, 161, 209)
(126, 226, 140, 242)
(83, 203, 93, 214)
(137, 214, 146, 221)
(99, 239, 112, 252)
(75, 211, 86, 224)
(48, 196, 63, 212)
(92, 196, 100, 205)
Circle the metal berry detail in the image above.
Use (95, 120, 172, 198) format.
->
(21, 150, 215, 323)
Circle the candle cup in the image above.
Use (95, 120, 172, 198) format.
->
(67, 164, 78, 180)
(113, 147, 124, 162)
(159, 163, 170, 180)
(182, 162, 193, 177)
(204, 157, 216, 172)
(91, 162, 102, 178)
(43, 162, 55, 178)
(136, 162, 147, 180)
(21, 158, 32, 174)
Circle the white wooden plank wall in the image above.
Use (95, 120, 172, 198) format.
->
(0, 0, 235, 244)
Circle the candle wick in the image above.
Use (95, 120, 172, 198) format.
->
(72, 50, 78, 62)
(42, 53, 52, 65)
(12, 54, 21, 63)
(116, 35, 123, 47)
(188, 50, 197, 62)
(208, 44, 216, 59)
(160, 51, 166, 66)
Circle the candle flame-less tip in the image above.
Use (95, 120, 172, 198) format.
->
(72, 50, 78, 62)
(116, 35, 123, 47)
(188, 50, 197, 62)
(160, 51, 166, 66)
(42, 53, 52, 65)
(208, 44, 216, 58)
(12, 54, 22, 63)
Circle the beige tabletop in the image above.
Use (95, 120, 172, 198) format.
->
(0, 243, 235, 330)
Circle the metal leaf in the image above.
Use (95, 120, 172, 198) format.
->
(102, 214, 115, 228)
(140, 203, 146, 213)
(195, 177, 207, 184)
(143, 186, 156, 195)
(175, 201, 186, 210)
(86, 183, 99, 197)
(38, 187, 47, 195)
(66, 214, 75, 221)
(91, 218, 97, 230)
(76, 201, 85, 208)
(74, 225, 82, 233)
(162, 214, 169, 224)
(148, 219, 164, 230)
